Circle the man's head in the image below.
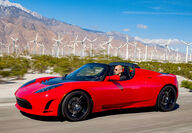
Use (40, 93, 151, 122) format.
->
(114, 65, 124, 76)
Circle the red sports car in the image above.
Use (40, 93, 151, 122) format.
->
(15, 62, 178, 121)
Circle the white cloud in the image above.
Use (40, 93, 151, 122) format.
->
(150, 7, 162, 10)
(137, 24, 148, 29)
(123, 28, 130, 32)
(122, 11, 192, 16)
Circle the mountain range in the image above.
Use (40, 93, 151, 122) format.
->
(0, 0, 187, 57)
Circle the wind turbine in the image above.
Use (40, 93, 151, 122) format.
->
(25, 42, 30, 53)
(121, 36, 130, 60)
(190, 47, 192, 62)
(174, 48, 179, 62)
(87, 37, 97, 57)
(176, 48, 179, 62)
(141, 39, 154, 61)
(144, 45, 148, 61)
(80, 37, 87, 57)
(159, 39, 171, 61)
(70, 35, 80, 55)
(100, 36, 113, 58)
(150, 50, 154, 61)
(61, 41, 68, 56)
(100, 43, 106, 58)
(0, 42, 5, 55)
(151, 46, 158, 61)
(137, 48, 141, 61)
(134, 41, 138, 61)
(181, 40, 192, 63)
(38, 43, 45, 55)
(11, 37, 18, 54)
(30, 33, 39, 55)
(53, 33, 63, 57)
(129, 41, 138, 61)
(5, 43, 11, 55)
(165, 44, 171, 61)
(154, 46, 158, 60)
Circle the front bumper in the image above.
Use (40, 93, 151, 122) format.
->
(15, 94, 62, 116)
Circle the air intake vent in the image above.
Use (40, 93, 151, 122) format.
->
(16, 97, 32, 109)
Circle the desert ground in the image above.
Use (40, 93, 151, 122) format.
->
(0, 74, 192, 133)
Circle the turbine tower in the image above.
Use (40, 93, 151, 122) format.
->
(176, 48, 179, 62)
(137, 48, 141, 61)
(11, 37, 18, 54)
(181, 40, 192, 63)
(190, 47, 192, 62)
(5, 43, 11, 55)
(151, 46, 158, 61)
(121, 36, 130, 60)
(87, 38, 97, 57)
(61, 41, 68, 56)
(0, 42, 4, 55)
(129, 41, 138, 61)
(160, 39, 171, 61)
(53, 33, 63, 57)
(141, 39, 154, 61)
(154, 46, 158, 60)
(80, 37, 87, 57)
(171, 48, 179, 62)
(38, 43, 45, 55)
(145, 45, 148, 61)
(100, 43, 106, 58)
(158, 39, 172, 61)
(25, 42, 30, 53)
(70, 35, 80, 55)
(30, 33, 39, 55)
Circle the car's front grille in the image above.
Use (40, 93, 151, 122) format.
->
(16, 97, 32, 109)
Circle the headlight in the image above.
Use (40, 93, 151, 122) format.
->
(20, 79, 36, 88)
(35, 84, 62, 93)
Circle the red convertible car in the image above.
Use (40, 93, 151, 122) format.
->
(15, 62, 178, 121)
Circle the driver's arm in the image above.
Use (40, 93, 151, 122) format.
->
(104, 75, 120, 81)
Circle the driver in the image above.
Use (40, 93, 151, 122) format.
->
(104, 65, 127, 81)
(114, 65, 127, 81)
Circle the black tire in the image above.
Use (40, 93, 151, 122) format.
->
(61, 91, 92, 121)
(156, 85, 177, 112)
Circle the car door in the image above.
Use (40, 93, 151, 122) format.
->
(91, 80, 125, 110)
(112, 68, 151, 105)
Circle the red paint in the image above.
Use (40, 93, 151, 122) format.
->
(15, 68, 178, 116)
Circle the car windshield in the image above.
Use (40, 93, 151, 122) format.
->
(65, 63, 108, 81)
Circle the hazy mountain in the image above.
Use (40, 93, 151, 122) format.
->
(0, 0, 185, 58)
(134, 36, 188, 53)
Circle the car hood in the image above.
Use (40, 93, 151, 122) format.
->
(40, 77, 75, 85)
(15, 77, 75, 97)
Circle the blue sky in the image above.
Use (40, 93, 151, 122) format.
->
(10, 0, 192, 42)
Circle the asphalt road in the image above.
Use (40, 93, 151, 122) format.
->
(0, 93, 192, 133)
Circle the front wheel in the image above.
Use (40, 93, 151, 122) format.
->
(156, 86, 177, 112)
(61, 91, 92, 121)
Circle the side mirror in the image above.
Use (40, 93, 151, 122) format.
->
(62, 74, 68, 79)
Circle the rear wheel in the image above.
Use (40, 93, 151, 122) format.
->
(61, 91, 92, 121)
(156, 85, 177, 111)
